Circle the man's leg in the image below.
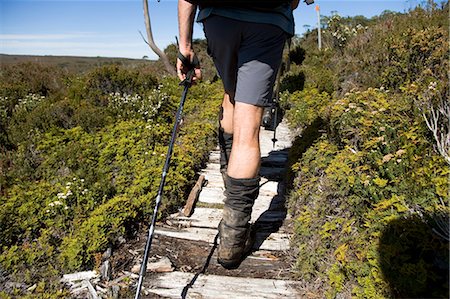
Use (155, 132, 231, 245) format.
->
(217, 102, 263, 269)
(220, 92, 234, 134)
(227, 102, 264, 179)
(219, 92, 234, 174)
(203, 17, 286, 269)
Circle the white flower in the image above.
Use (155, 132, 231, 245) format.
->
(428, 81, 437, 91)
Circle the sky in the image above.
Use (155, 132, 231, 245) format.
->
(0, 0, 422, 60)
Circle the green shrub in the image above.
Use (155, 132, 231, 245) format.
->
(280, 88, 332, 132)
(75, 64, 158, 105)
(287, 88, 449, 298)
(0, 62, 66, 101)
(294, 50, 336, 94)
(0, 62, 68, 150)
(106, 87, 168, 122)
(280, 71, 305, 93)
(288, 45, 306, 65)
(335, 4, 448, 94)
(0, 76, 222, 297)
(295, 3, 449, 95)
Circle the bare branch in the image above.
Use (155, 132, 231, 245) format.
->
(139, 30, 151, 47)
(142, 0, 176, 76)
(422, 101, 450, 165)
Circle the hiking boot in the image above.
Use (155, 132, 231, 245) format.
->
(217, 174, 260, 269)
(218, 220, 256, 269)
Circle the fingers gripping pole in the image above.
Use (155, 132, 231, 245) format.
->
(134, 68, 194, 299)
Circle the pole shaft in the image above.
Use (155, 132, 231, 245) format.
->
(134, 83, 190, 299)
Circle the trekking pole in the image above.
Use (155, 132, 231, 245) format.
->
(271, 55, 283, 148)
(134, 53, 199, 299)
(272, 38, 292, 148)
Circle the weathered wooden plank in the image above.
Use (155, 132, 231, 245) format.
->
(208, 151, 221, 160)
(199, 189, 277, 205)
(183, 175, 206, 217)
(207, 159, 220, 165)
(198, 179, 280, 203)
(171, 208, 222, 228)
(198, 188, 225, 204)
(61, 271, 99, 283)
(200, 171, 223, 184)
(202, 177, 277, 194)
(259, 180, 280, 195)
(203, 163, 221, 172)
(154, 227, 290, 251)
(201, 172, 280, 191)
(146, 271, 301, 299)
(202, 175, 272, 185)
(86, 280, 100, 299)
(203, 166, 286, 183)
(198, 186, 277, 204)
(170, 208, 288, 229)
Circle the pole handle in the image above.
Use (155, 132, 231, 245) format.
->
(178, 52, 200, 86)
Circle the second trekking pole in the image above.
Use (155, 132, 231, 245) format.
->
(134, 53, 199, 299)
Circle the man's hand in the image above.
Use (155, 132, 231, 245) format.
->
(177, 50, 202, 82)
(291, 0, 300, 10)
(177, 0, 202, 82)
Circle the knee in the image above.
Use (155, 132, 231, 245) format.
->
(233, 125, 260, 148)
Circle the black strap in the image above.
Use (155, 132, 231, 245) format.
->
(178, 52, 200, 71)
(178, 52, 200, 86)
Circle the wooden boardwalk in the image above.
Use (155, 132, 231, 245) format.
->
(143, 120, 299, 298)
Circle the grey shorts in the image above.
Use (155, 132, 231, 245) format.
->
(203, 15, 287, 107)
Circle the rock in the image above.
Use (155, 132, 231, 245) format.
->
(131, 256, 174, 274)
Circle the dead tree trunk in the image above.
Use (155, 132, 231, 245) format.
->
(142, 0, 176, 76)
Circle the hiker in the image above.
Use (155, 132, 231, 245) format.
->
(177, 0, 299, 269)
